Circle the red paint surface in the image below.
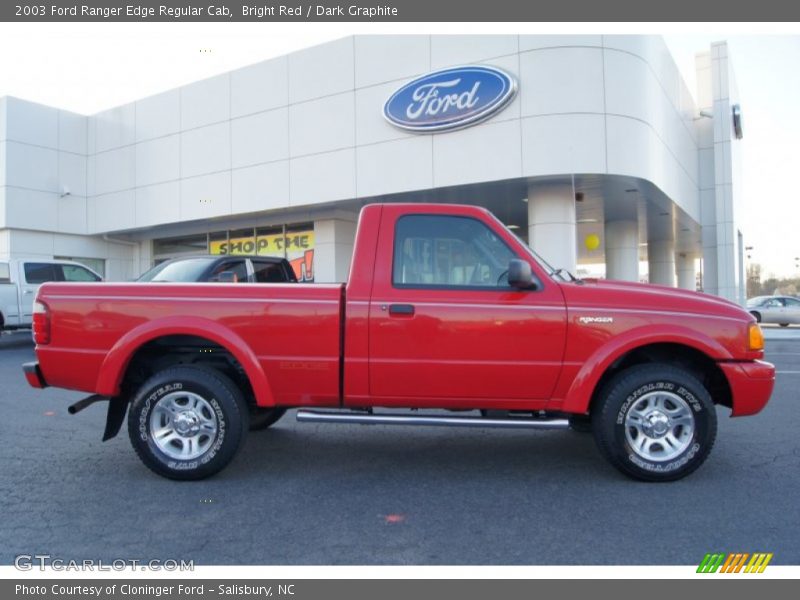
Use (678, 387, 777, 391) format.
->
(27, 203, 774, 418)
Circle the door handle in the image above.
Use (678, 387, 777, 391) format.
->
(23, 290, 33, 295)
(388, 304, 415, 316)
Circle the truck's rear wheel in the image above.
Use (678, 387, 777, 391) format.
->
(592, 364, 717, 482)
(249, 406, 287, 430)
(127, 366, 249, 480)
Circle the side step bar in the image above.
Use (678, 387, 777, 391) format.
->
(296, 409, 569, 430)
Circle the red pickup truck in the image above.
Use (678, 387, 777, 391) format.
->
(23, 203, 774, 482)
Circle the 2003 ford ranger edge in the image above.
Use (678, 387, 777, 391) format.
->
(23, 203, 775, 481)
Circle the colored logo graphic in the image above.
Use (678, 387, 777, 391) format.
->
(383, 65, 517, 132)
(697, 552, 773, 573)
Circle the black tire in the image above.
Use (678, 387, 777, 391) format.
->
(750, 311, 761, 323)
(591, 364, 717, 482)
(127, 365, 249, 480)
(568, 414, 593, 433)
(249, 406, 287, 431)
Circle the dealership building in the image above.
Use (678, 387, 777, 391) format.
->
(0, 35, 745, 302)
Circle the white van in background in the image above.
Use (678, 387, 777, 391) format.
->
(0, 259, 102, 332)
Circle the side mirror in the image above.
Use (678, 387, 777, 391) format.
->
(216, 271, 239, 283)
(507, 259, 535, 290)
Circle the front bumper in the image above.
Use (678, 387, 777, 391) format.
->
(718, 359, 775, 417)
(23, 361, 48, 389)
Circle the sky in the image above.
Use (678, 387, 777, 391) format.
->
(664, 34, 800, 279)
(0, 23, 798, 278)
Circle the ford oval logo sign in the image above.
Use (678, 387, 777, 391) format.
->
(383, 65, 517, 133)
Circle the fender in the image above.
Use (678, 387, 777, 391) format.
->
(95, 316, 276, 407)
(559, 325, 733, 414)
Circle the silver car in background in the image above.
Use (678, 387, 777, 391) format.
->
(747, 295, 800, 327)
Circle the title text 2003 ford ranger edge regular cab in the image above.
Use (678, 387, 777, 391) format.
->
(23, 204, 775, 482)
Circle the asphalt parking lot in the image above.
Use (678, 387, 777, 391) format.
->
(1, 328, 798, 566)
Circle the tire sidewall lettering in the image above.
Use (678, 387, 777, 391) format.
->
(136, 381, 226, 470)
(628, 442, 701, 473)
(200, 397, 226, 465)
(614, 379, 706, 474)
(138, 382, 183, 442)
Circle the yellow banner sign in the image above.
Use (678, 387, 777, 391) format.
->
(209, 231, 315, 281)
(210, 232, 314, 257)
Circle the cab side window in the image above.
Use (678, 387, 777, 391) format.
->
(24, 263, 58, 284)
(393, 215, 516, 288)
(252, 261, 288, 283)
(210, 260, 248, 283)
(60, 265, 101, 282)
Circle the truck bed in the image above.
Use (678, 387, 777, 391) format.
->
(35, 282, 344, 407)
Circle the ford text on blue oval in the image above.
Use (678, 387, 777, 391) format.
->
(383, 66, 517, 133)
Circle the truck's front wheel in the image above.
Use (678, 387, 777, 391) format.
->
(592, 364, 717, 482)
(127, 366, 249, 480)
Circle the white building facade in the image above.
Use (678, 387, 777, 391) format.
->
(0, 35, 746, 302)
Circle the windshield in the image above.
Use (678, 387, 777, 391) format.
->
(487, 212, 572, 282)
(520, 245, 568, 280)
(137, 258, 216, 282)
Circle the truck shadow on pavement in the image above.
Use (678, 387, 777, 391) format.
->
(230, 422, 611, 483)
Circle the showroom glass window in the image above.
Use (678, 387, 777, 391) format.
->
(393, 215, 515, 288)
